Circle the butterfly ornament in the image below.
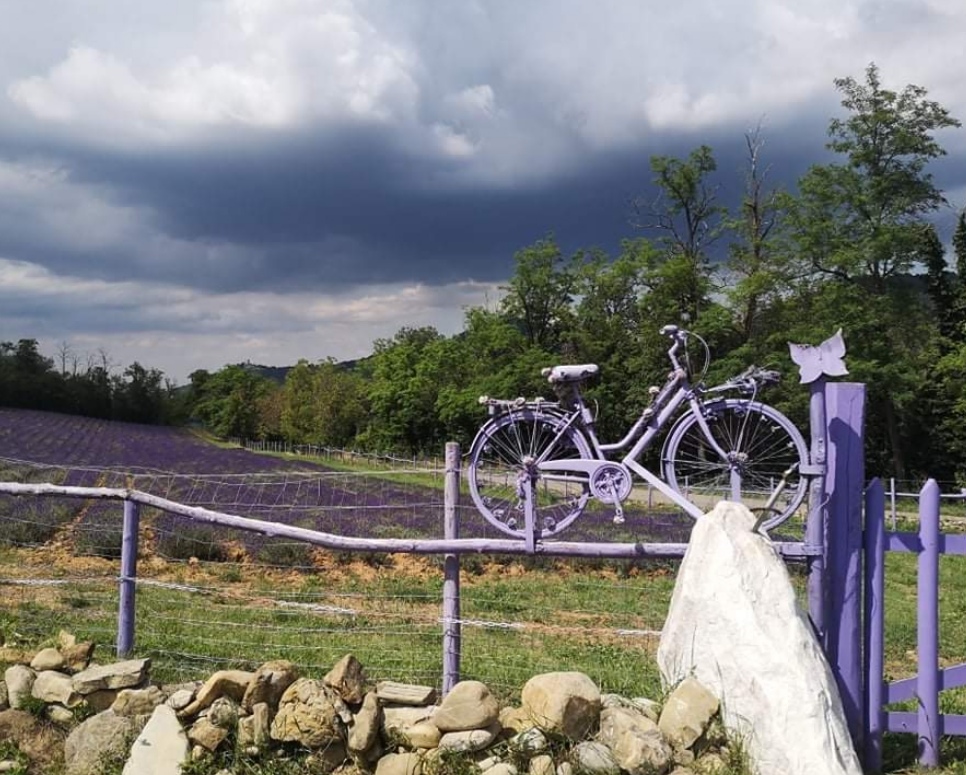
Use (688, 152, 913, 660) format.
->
(788, 329, 848, 384)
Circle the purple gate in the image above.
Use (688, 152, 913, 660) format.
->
(863, 478, 966, 770)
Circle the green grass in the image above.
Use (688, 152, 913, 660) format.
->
(0, 554, 669, 703)
(9, 508, 966, 773)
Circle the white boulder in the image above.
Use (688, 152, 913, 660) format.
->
(657, 501, 862, 775)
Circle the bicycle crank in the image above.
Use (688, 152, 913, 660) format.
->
(540, 459, 633, 524)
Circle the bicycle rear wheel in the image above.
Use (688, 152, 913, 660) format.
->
(468, 410, 592, 538)
(662, 399, 808, 531)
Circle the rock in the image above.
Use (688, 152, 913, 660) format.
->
(572, 741, 620, 774)
(165, 689, 195, 711)
(4, 666, 35, 710)
(121, 705, 188, 775)
(72, 659, 151, 695)
(601, 694, 660, 722)
(270, 678, 347, 749)
(325, 654, 367, 704)
(0, 648, 32, 665)
(376, 681, 437, 705)
(557, 763, 575, 775)
(673, 748, 695, 766)
(382, 704, 435, 734)
(348, 690, 382, 754)
(694, 752, 726, 773)
(511, 727, 548, 754)
(598, 706, 672, 774)
(657, 678, 718, 751)
(437, 723, 500, 752)
(375, 752, 423, 775)
(64, 710, 141, 775)
(431, 680, 500, 732)
(188, 717, 229, 752)
(499, 705, 532, 734)
(486, 764, 519, 775)
(112, 686, 166, 717)
(30, 647, 66, 672)
(32, 670, 82, 707)
(85, 689, 120, 712)
(62, 642, 96, 673)
(520, 672, 600, 739)
(237, 701, 271, 748)
(48, 705, 75, 724)
(657, 501, 863, 775)
(529, 754, 555, 775)
(403, 720, 441, 749)
(179, 669, 253, 717)
(207, 697, 238, 729)
(241, 660, 297, 712)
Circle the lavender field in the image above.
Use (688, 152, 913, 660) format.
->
(0, 407, 695, 562)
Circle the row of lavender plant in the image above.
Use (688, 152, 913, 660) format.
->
(0, 407, 694, 565)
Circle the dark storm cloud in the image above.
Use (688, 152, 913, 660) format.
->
(5, 110, 833, 298)
(2, 0, 966, 380)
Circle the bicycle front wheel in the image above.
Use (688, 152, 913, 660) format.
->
(662, 399, 808, 531)
(468, 410, 592, 538)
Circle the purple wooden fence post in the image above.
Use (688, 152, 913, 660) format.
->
(442, 442, 462, 695)
(117, 499, 140, 658)
(864, 478, 885, 772)
(917, 479, 941, 767)
(523, 467, 536, 554)
(825, 381, 866, 749)
(807, 377, 828, 639)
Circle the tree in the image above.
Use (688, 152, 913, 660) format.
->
(725, 126, 797, 341)
(790, 63, 960, 290)
(113, 362, 166, 424)
(363, 327, 446, 454)
(281, 359, 366, 447)
(632, 145, 723, 322)
(784, 64, 961, 478)
(921, 224, 958, 341)
(499, 237, 576, 351)
(952, 211, 966, 339)
(193, 365, 274, 439)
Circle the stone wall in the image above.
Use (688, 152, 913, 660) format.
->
(0, 638, 734, 775)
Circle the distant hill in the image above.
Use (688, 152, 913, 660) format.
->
(238, 357, 369, 385)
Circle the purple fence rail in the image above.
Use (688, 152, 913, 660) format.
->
(863, 478, 966, 770)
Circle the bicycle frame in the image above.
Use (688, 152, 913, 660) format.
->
(534, 333, 741, 520)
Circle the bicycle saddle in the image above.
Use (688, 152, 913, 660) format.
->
(541, 364, 599, 384)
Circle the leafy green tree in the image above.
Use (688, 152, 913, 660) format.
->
(921, 224, 958, 341)
(362, 327, 447, 454)
(193, 365, 274, 439)
(952, 211, 966, 339)
(281, 359, 366, 447)
(568, 241, 659, 438)
(784, 64, 960, 477)
(633, 145, 723, 323)
(112, 362, 167, 424)
(280, 360, 318, 442)
(790, 63, 960, 290)
(499, 237, 576, 351)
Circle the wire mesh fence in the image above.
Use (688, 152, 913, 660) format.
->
(0, 452, 674, 701)
(0, 545, 668, 701)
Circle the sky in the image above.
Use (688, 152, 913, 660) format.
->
(2, 0, 966, 384)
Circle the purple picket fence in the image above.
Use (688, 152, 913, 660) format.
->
(863, 478, 966, 770)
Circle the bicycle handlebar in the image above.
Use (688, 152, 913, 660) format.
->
(726, 366, 781, 392)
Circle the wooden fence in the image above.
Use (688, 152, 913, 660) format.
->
(864, 478, 966, 770)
